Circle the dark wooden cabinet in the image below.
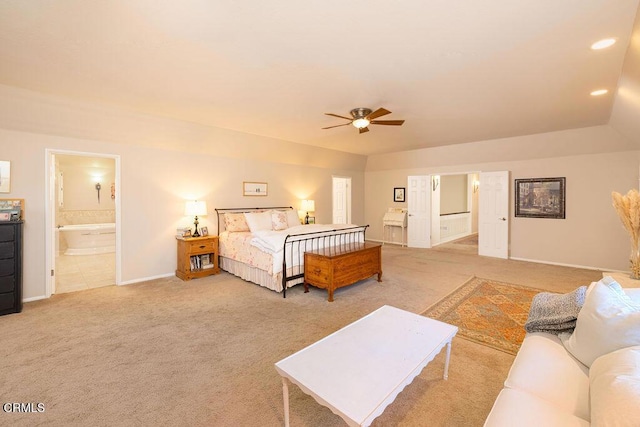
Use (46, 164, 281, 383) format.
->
(0, 221, 23, 315)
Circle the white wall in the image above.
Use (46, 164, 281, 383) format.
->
(0, 87, 366, 301)
(366, 127, 640, 272)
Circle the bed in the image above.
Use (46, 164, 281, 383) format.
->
(215, 207, 368, 297)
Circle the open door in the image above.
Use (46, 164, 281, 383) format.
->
(407, 175, 431, 248)
(478, 171, 509, 258)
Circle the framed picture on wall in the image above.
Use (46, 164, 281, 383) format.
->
(394, 187, 405, 202)
(515, 177, 566, 219)
(243, 181, 268, 196)
(0, 161, 10, 193)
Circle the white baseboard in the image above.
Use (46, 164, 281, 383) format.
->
(23, 295, 48, 303)
(119, 272, 175, 286)
(509, 257, 614, 272)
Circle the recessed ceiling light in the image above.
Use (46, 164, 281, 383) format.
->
(591, 38, 616, 50)
(590, 89, 608, 96)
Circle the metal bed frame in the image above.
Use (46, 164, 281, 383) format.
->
(216, 207, 368, 298)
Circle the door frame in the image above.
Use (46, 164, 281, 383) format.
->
(44, 149, 122, 297)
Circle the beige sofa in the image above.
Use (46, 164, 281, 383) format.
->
(484, 277, 640, 426)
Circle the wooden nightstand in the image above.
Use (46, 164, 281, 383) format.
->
(176, 235, 220, 281)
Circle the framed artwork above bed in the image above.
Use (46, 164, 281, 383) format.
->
(243, 181, 268, 196)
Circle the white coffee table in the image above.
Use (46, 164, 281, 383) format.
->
(274, 305, 458, 426)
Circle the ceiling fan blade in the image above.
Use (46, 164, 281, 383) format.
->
(325, 113, 353, 121)
(359, 127, 370, 134)
(322, 123, 352, 129)
(370, 120, 405, 126)
(366, 108, 391, 120)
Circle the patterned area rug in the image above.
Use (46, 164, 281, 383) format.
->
(423, 277, 542, 355)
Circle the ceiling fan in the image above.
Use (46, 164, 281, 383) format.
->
(322, 107, 405, 134)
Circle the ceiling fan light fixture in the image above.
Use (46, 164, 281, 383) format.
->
(352, 118, 370, 129)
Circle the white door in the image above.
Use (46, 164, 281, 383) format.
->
(332, 176, 351, 224)
(430, 175, 441, 246)
(478, 171, 509, 258)
(407, 175, 431, 248)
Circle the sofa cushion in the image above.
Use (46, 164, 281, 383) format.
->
(561, 277, 640, 367)
(484, 388, 589, 427)
(590, 346, 640, 427)
(503, 332, 590, 420)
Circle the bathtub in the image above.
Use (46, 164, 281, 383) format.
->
(58, 223, 116, 255)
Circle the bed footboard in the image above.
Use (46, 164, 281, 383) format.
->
(281, 225, 368, 298)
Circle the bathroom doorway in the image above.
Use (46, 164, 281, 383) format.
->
(45, 150, 121, 296)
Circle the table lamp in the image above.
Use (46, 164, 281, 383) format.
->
(301, 199, 315, 224)
(185, 200, 207, 237)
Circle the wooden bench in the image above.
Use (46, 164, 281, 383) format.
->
(303, 242, 382, 302)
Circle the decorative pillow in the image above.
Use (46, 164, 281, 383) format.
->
(271, 211, 288, 231)
(224, 213, 250, 232)
(286, 210, 301, 227)
(244, 211, 273, 232)
(590, 346, 640, 426)
(561, 276, 640, 367)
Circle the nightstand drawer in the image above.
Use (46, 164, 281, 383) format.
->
(187, 240, 217, 255)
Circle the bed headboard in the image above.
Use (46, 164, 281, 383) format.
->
(215, 206, 295, 234)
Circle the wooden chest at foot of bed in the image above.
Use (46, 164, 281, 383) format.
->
(304, 242, 382, 302)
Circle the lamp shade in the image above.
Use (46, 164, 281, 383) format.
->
(185, 200, 207, 216)
(301, 199, 315, 212)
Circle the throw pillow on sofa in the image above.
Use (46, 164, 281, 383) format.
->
(590, 345, 640, 427)
(560, 276, 640, 367)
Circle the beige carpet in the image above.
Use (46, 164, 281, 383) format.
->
(0, 244, 602, 426)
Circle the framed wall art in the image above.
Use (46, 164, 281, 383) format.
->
(0, 161, 10, 193)
(515, 177, 566, 219)
(393, 187, 405, 202)
(243, 181, 268, 197)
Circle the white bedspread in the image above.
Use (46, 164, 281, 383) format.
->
(250, 224, 356, 254)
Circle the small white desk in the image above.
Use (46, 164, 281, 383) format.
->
(382, 211, 407, 247)
(274, 305, 458, 426)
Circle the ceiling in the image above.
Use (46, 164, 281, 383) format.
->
(0, 1, 638, 156)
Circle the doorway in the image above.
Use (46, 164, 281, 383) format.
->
(332, 176, 351, 224)
(407, 171, 508, 257)
(45, 150, 122, 297)
(431, 173, 480, 251)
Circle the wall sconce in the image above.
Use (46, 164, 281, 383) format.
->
(473, 180, 480, 193)
(301, 199, 315, 224)
(95, 183, 101, 203)
(185, 200, 207, 237)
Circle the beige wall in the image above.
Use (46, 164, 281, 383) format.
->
(366, 128, 640, 272)
(0, 87, 366, 301)
(440, 174, 468, 214)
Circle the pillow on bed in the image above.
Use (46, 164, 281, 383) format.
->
(272, 211, 288, 231)
(286, 210, 301, 227)
(244, 211, 273, 232)
(224, 213, 250, 232)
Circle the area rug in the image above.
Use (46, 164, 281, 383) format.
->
(422, 276, 543, 355)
